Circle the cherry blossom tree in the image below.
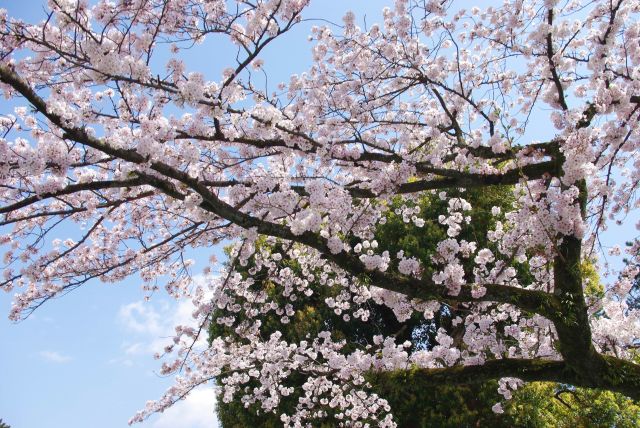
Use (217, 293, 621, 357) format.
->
(1, 0, 639, 426)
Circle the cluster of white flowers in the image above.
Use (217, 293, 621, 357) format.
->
(2, 0, 640, 426)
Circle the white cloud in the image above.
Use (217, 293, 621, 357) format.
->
(150, 388, 219, 428)
(117, 277, 215, 357)
(117, 275, 220, 424)
(123, 342, 146, 356)
(118, 301, 164, 336)
(39, 350, 72, 363)
(107, 357, 134, 367)
(117, 299, 200, 356)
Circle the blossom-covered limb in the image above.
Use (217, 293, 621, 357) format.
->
(370, 355, 640, 401)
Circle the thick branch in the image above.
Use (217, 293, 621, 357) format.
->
(369, 359, 573, 388)
(369, 355, 640, 401)
(0, 63, 559, 317)
(348, 160, 558, 197)
(546, 9, 569, 111)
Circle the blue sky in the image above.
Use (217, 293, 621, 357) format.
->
(0, 1, 638, 428)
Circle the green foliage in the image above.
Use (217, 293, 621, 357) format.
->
(368, 374, 640, 428)
(376, 186, 512, 278)
(212, 187, 517, 426)
(367, 370, 504, 428)
(0, 419, 10, 428)
(210, 186, 640, 427)
(582, 260, 604, 300)
(216, 394, 281, 427)
(503, 383, 640, 428)
(372, 186, 522, 349)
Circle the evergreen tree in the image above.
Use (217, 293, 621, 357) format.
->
(211, 186, 639, 426)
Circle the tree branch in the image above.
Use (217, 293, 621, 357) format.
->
(369, 355, 640, 401)
(0, 177, 146, 214)
(0, 62, 564, 319)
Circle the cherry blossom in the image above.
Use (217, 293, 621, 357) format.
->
(0, 0, 639, 426)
